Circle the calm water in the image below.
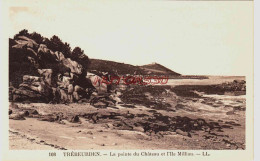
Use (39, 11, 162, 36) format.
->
(164, 76, 245, 86)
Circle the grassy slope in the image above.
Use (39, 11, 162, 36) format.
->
(88, 59, 181, 76)
(140, 63, 181, 76)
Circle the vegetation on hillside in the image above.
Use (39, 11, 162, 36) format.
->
(13, 29, 90, 68)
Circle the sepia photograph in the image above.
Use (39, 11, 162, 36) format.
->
(1, 0, 254, 160)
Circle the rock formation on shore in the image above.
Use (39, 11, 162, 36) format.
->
(9, 30, 182, 104)
(9, 30, 101, 103)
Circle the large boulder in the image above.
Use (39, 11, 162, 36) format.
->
(11, 74, 53, 102)
(59, 89, 69, 102)
(12, 36, 38, 49)
(20, 75, 52, 97)
(73, 85, 89, 101)
(59, 76, 72, 89)
(9, 113, 26, 120)
(38, 69, 53, 86)
(52, 87, 61, 103)
(68, 84, 74, 94)
(67, 115, 80, 123)
(73, 91, 80, 101)
(23, 75, 42, 83)
(18, 36, 38, 46)
(54, 51, 65, 61)
(86, 73, 107, 93)
(56, 88, 72, 103)
(19, 82, 44, 93)
(62, 58, 83, 75)
(74, 85, 84, 93)
(12, 88, 47, 102)
(38, 44, 50, 54)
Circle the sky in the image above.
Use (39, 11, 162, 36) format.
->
(7, 0, 253, 76)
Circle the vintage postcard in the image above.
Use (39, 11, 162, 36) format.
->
(0, 0, 254, 161)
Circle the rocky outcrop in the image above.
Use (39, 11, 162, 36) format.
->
(54, 51, 65, 61)
(62, 58, 83, 75)
(38, 69, 53, 86)
(219, 80, 246, 92)
(86, 72, 107, 93)
(12, 36, 38, 50)
(9, 33, 93, 103)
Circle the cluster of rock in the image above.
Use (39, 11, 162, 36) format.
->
(9, 103, 221, 138)
(9, 103, 80, 124)
(9, 103, 39, 120)
(9, 35, 106, 103)
(218, 80, 246, 91)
